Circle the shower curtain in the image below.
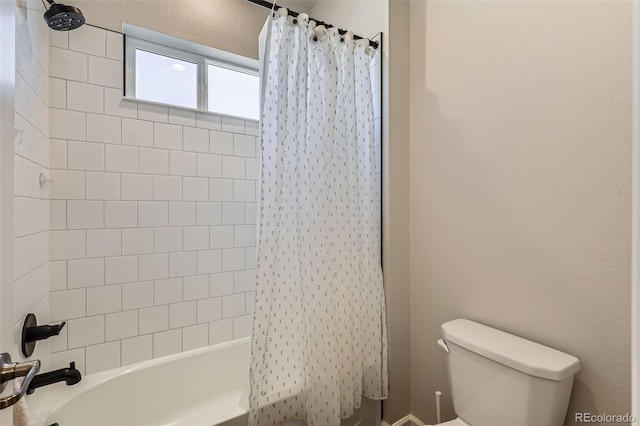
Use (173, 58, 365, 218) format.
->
(249, 9, 387, 426)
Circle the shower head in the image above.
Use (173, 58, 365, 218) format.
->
(43, 1, 85, 31)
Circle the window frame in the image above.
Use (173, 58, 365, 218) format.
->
(124, 34, 259, 118)
(204, 60, 260, 119)
(125, 37, 205, 110)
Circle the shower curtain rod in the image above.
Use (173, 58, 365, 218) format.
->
(245, 0, 379, 49)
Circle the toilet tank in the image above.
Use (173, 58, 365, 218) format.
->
(441, 319, 580, 426)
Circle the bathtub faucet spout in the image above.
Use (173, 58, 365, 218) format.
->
(27, 362, 81, 395)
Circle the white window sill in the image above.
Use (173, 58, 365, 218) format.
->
(122, 95, 259, 124)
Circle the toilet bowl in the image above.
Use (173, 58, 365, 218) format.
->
(433, 319, 580, 426)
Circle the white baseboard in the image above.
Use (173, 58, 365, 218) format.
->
(382, 414, 426, 426)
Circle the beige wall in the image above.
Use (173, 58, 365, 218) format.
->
(384, 1, 411, 423)
(409, 1, 632, 425)
(71, 0, 316, 59)
(308, 1, 411, 423)
(309, 0, 386, 39)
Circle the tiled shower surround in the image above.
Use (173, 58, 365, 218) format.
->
(13, 0, 53, 368)
(46, 25, 259, 375)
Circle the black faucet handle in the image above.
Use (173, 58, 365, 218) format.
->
(25, 321, 66, 342)
(21, 314, 67, 357)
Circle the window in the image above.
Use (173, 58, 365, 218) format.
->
(135, 50, 198, 109)
(207, 64, 259, 120)
(124, 25, 259, 120)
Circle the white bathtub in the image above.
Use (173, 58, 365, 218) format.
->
(29, 337, 373, 426)
(30, 338, 282, 426)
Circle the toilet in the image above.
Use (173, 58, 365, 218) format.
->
(430, 319, 580, 426)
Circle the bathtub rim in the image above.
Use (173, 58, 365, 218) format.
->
(29, 337, 251, 426)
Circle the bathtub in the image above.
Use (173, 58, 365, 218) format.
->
(29, 337, 372, 426)
(29, 338, 296, 426)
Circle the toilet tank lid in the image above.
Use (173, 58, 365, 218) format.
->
(441, 319, 580, 381)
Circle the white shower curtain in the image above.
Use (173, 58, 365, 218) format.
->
(249, 9, 387, 426)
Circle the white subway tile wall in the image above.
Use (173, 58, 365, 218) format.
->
(47, 26, 260, 375)
(13, 1, 53, 369)
(12, 13, 380, 378)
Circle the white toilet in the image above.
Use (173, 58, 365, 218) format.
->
(431, 319, 580, 426)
